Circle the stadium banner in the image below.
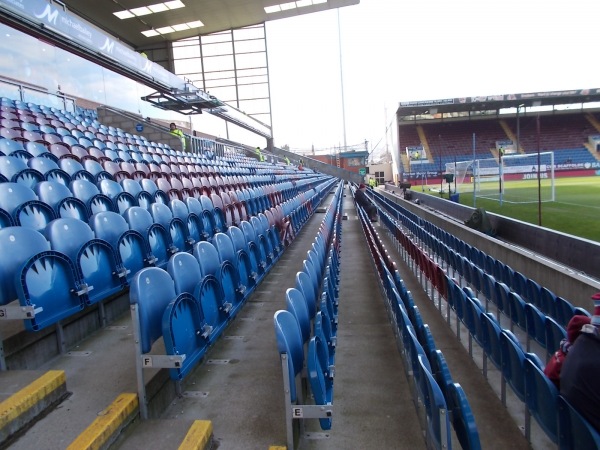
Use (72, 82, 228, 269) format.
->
(0, 0, 197, 92)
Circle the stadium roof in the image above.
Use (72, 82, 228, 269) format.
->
(397, 88, 600, 118)
(60, 0, 359, 50)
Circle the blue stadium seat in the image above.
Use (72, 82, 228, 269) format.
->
(240, 220, 268, 272)
(286, 287, 311, 345)
(227, 225, 259, 285)
(129, 267, 181, 419)
(162, 293, 211, 381)
(99, 179, 137, 214)
(28, 156, 71, 186)
(417, 354, 452, 450)
(0, 182, 56, 232)
(557, 395, 600, 450)
(525, 302, 547, 351)
(124, 206, 173, 269)
(0, 155, 43, 189)
(274, 309, 333, 449)
(150, 202, 189, 253)
(59, 159, 95, 183)
(0, 226, 87, 331)
(446, 383, 482, 450)
(296, 270, 317, 319)
(544, 316, 566, 358)
(43, 218, 126, 306)
(193, 274, 229, 341)
(121, 179, 153, 210)
(70, 179, 115, 215)
(35, 181, 88, 221)
(167, 251, 202, 296)
(429, 349, 453, 401)
(507, 291, 527, 332)
(307, 334, 334, 430)
(89, 210, 153, 280)
(524, 358, 558, 444)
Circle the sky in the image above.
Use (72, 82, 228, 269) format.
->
(265, 0, 600, 157)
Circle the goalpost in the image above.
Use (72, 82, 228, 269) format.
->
(445, 152, 555, 204)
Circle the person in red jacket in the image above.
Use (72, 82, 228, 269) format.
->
(544, 314, 590, 389)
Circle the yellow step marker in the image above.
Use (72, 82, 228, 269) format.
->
(178, 420, 213, 450)
(0, 370, 66, 429)
(66, 392, 138, 450)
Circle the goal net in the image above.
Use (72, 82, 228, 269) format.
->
(446, 152, 555, 204)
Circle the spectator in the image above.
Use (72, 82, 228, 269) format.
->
(560, 293, 600, 432)
(169, 123, 186, 150)
(354, 183, 377, 222)
(544, 314, 590, 389)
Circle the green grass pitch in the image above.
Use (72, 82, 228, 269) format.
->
(428, 176, 600, 243)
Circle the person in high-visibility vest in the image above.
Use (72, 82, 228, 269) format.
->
(169, 123, 186, 150)
(285, 156, 290, 165)
(255, 147, 264, 162)
(369, 178, 376, 188)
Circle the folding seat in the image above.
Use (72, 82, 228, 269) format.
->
(90, 210, 153, 280)
(507, 291, 527, 333)
(102, 160, 130, 182)
(150, 202, 190, 253)
(499, 329, 543, 412)
(167, 251, 202, 296)
(553, 296, 575, 328)
(524, 358, 559, 444)
(70, 179, 115, 216)
(185, 196, 209, 241)
(170, 198, 201, 247)
(124, 206, 175, 269)
(524, 302, 547, 351)
(68, 144, 91, 162)
(43, 218, 127, 306)
(0, 155, 43, 189)
(227, 225, 260, 285)
(83, 159, 113, 182)
(0, 139, 33, 162)
(0, 182, 56, 231)
(0, 226, 87, 331)
(250, 215, 275, 263)
(129, 267, 179, 418)
(140, 178, 169, 204)
(213, 232, 253, 296)
(35, 181, 88, 221)
(120, 179, 153, 211)
(199, 194, 222, 235)
(445, 383, 482, 450)
(557, 395, 600, 449)
(60, 158, 95, 182)
(99, 179, 137, 214)
(162, 290, 211, 381)
(544, 316, 566, 358)
(262, 210, 282, 254)
(60, 135, 79, 147)
(274, 309, 333, 449)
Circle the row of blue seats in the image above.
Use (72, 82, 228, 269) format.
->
(129, 179, 337, 419)
(371, 191, 600, 448)
(0, 178, 334, 367)
(0, 133, 310, 188)
(446, 277, 600, 448)
(274, 182, 344, 450)
(370, 188, 585, 339)
(354, 189, 481, 450)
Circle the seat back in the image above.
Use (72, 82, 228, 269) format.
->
(0, 226, 50, 305)
(193, 240, 221, 277)
(162, 293, 209, 380)
(447, 383, 482, 450)
(273, 310, 304, 402)
(557, 395, 600, 449)
(129, 267, 175, 353)
(524, 358, 558, 443)
(167, 251, 202, 296)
